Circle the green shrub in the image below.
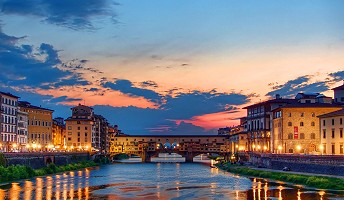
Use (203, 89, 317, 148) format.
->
(0, 153, 6, 167)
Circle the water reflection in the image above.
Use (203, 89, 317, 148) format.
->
(0, 164, 343, 200)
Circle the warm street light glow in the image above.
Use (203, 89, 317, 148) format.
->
(257, 145, 261, 150)
(319, 145, 324, 150)
(26, 144, 30, 148)
(37, 144, 42, 149)
(263, 146, 267, 150)
(235, 145, 239, 148)
(13, 143, 17, 148)
(297, 145, 301, 151)
(278, 145, 282, 150)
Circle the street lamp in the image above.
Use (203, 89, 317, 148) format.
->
(296, 145, 302, 154)
(278, 145, 282, 154)
(319, 145, 324, 155)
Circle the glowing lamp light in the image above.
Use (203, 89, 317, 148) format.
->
(296, 145, 302, 151)
(37, 144, 42, 149)
(13, 143, 17, 148)
(252, 144, 256, 148)
(263, 146, 267, 150)
(26, 144, 30, 148)
(277, 145, 282, 150)
(257, 145, 261, 150)
(319, 145, 324, 150)
(235, 145, 239, 148)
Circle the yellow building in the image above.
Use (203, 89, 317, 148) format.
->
(318, 109, 344, 155)
(52, 117, 65, 149)
(19, 101, 53, 151)
(65, 104, 94, 151)
(272, 104, 342, 154)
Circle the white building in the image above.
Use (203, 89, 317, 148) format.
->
(16, 109, 28, 151)
(318, 109, 344, 155)
(0, 92, 20, 152)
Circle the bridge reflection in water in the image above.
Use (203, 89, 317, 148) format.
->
(0, 164, 338, 200)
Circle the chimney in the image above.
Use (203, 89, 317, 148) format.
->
(275, 94, 281, 99)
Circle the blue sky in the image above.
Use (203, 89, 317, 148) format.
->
(1, 0, 344, 134)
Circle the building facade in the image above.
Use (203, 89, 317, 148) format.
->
(243, 96, 296, 153)
(52, 117, 65, 149)
(93, 115, 109, 153)
(19, 101, 53, 151)
(16, 109, 28, 151)
(0, 92, 20, 152)
(318, 109, 344, 155)
(272, 104, 342, 154)
(65, 104, 94, 151)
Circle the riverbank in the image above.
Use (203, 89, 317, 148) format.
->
(0, 161, 98, 184)
(216, 162, 344, 190)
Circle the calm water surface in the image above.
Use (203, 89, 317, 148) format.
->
(0, 163, 344, 200)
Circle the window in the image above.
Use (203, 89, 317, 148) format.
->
(300, 122, 304, 126)
(332, 129, 335, 138)
(77, 138, 80, 142)
(77, 121, 81, 124)
(310, 133, 316, 139)
(301, 112, 304, 117)
(288, 133, 293, 139)
(78, 132, 80, 137)
(340, 144, 344, 154)
(311, 122, 315, 126)
(85, 127, 88, 130)
(323, 144, 327, 154)
(77, 126, 80, 130)
(340, 129, 343, 138)
(323, 129, 326, 138)
(332, 144, 335, 154)
(311, 113, 315, 117)
(68, 137, 72, 141)
(85, 133, 87, 137)
(323, 120, 326, 126)
(340, 118, 343, 125)
(300, 133, 305, 139)
(288, 113, 292, 117)
(332, 119, 335, 126)
(68, 132, 72, 135)
(68, 126, 72, 130)
(288, 122, 292, 126)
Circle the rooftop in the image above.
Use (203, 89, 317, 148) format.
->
(242, 98, 297, 109)
(272, 102, 343, 111)
(318, 108, 344, 118)
(332, 84, 344, 91)
(18, 101, 54, 112)
(0, 91, 20, 99)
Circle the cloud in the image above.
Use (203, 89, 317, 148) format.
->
(0, 28, 91, 89)
(266, 75, 329, 97)
(0, 0, 118, 30)
(329, 70, 344, 82)
(162, 90, 249, 119)
(101, 79, 162, 104)
(49, 96, 82, 104)
(140, 80, 159, 88)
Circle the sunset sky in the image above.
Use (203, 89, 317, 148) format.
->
(1, 0, 344, 135)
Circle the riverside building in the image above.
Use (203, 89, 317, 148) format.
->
(271, 93, 342, 154)
(19, 101, 53, 151)
(0, 92, 20, 152)
(65, 104, 94, 152)
(318, 109, 344, 155)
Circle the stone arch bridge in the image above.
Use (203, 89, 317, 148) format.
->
(109, 135, 230, 162)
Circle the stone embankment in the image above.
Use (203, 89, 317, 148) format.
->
(3, 152, 90, 169)
(248, 153, 344, 176)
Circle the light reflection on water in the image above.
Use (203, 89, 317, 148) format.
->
(0, 163, 343, 200)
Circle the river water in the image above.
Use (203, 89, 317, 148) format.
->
(0, 163, 343, 200)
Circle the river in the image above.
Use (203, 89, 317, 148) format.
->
(0, 163, 343, 199)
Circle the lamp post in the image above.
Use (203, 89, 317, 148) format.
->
(296, 145, 302, 154)
(277, 145, 282, 154)
(319, 145, 324, 155)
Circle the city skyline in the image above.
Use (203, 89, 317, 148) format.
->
(1, 0, 344, 134)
